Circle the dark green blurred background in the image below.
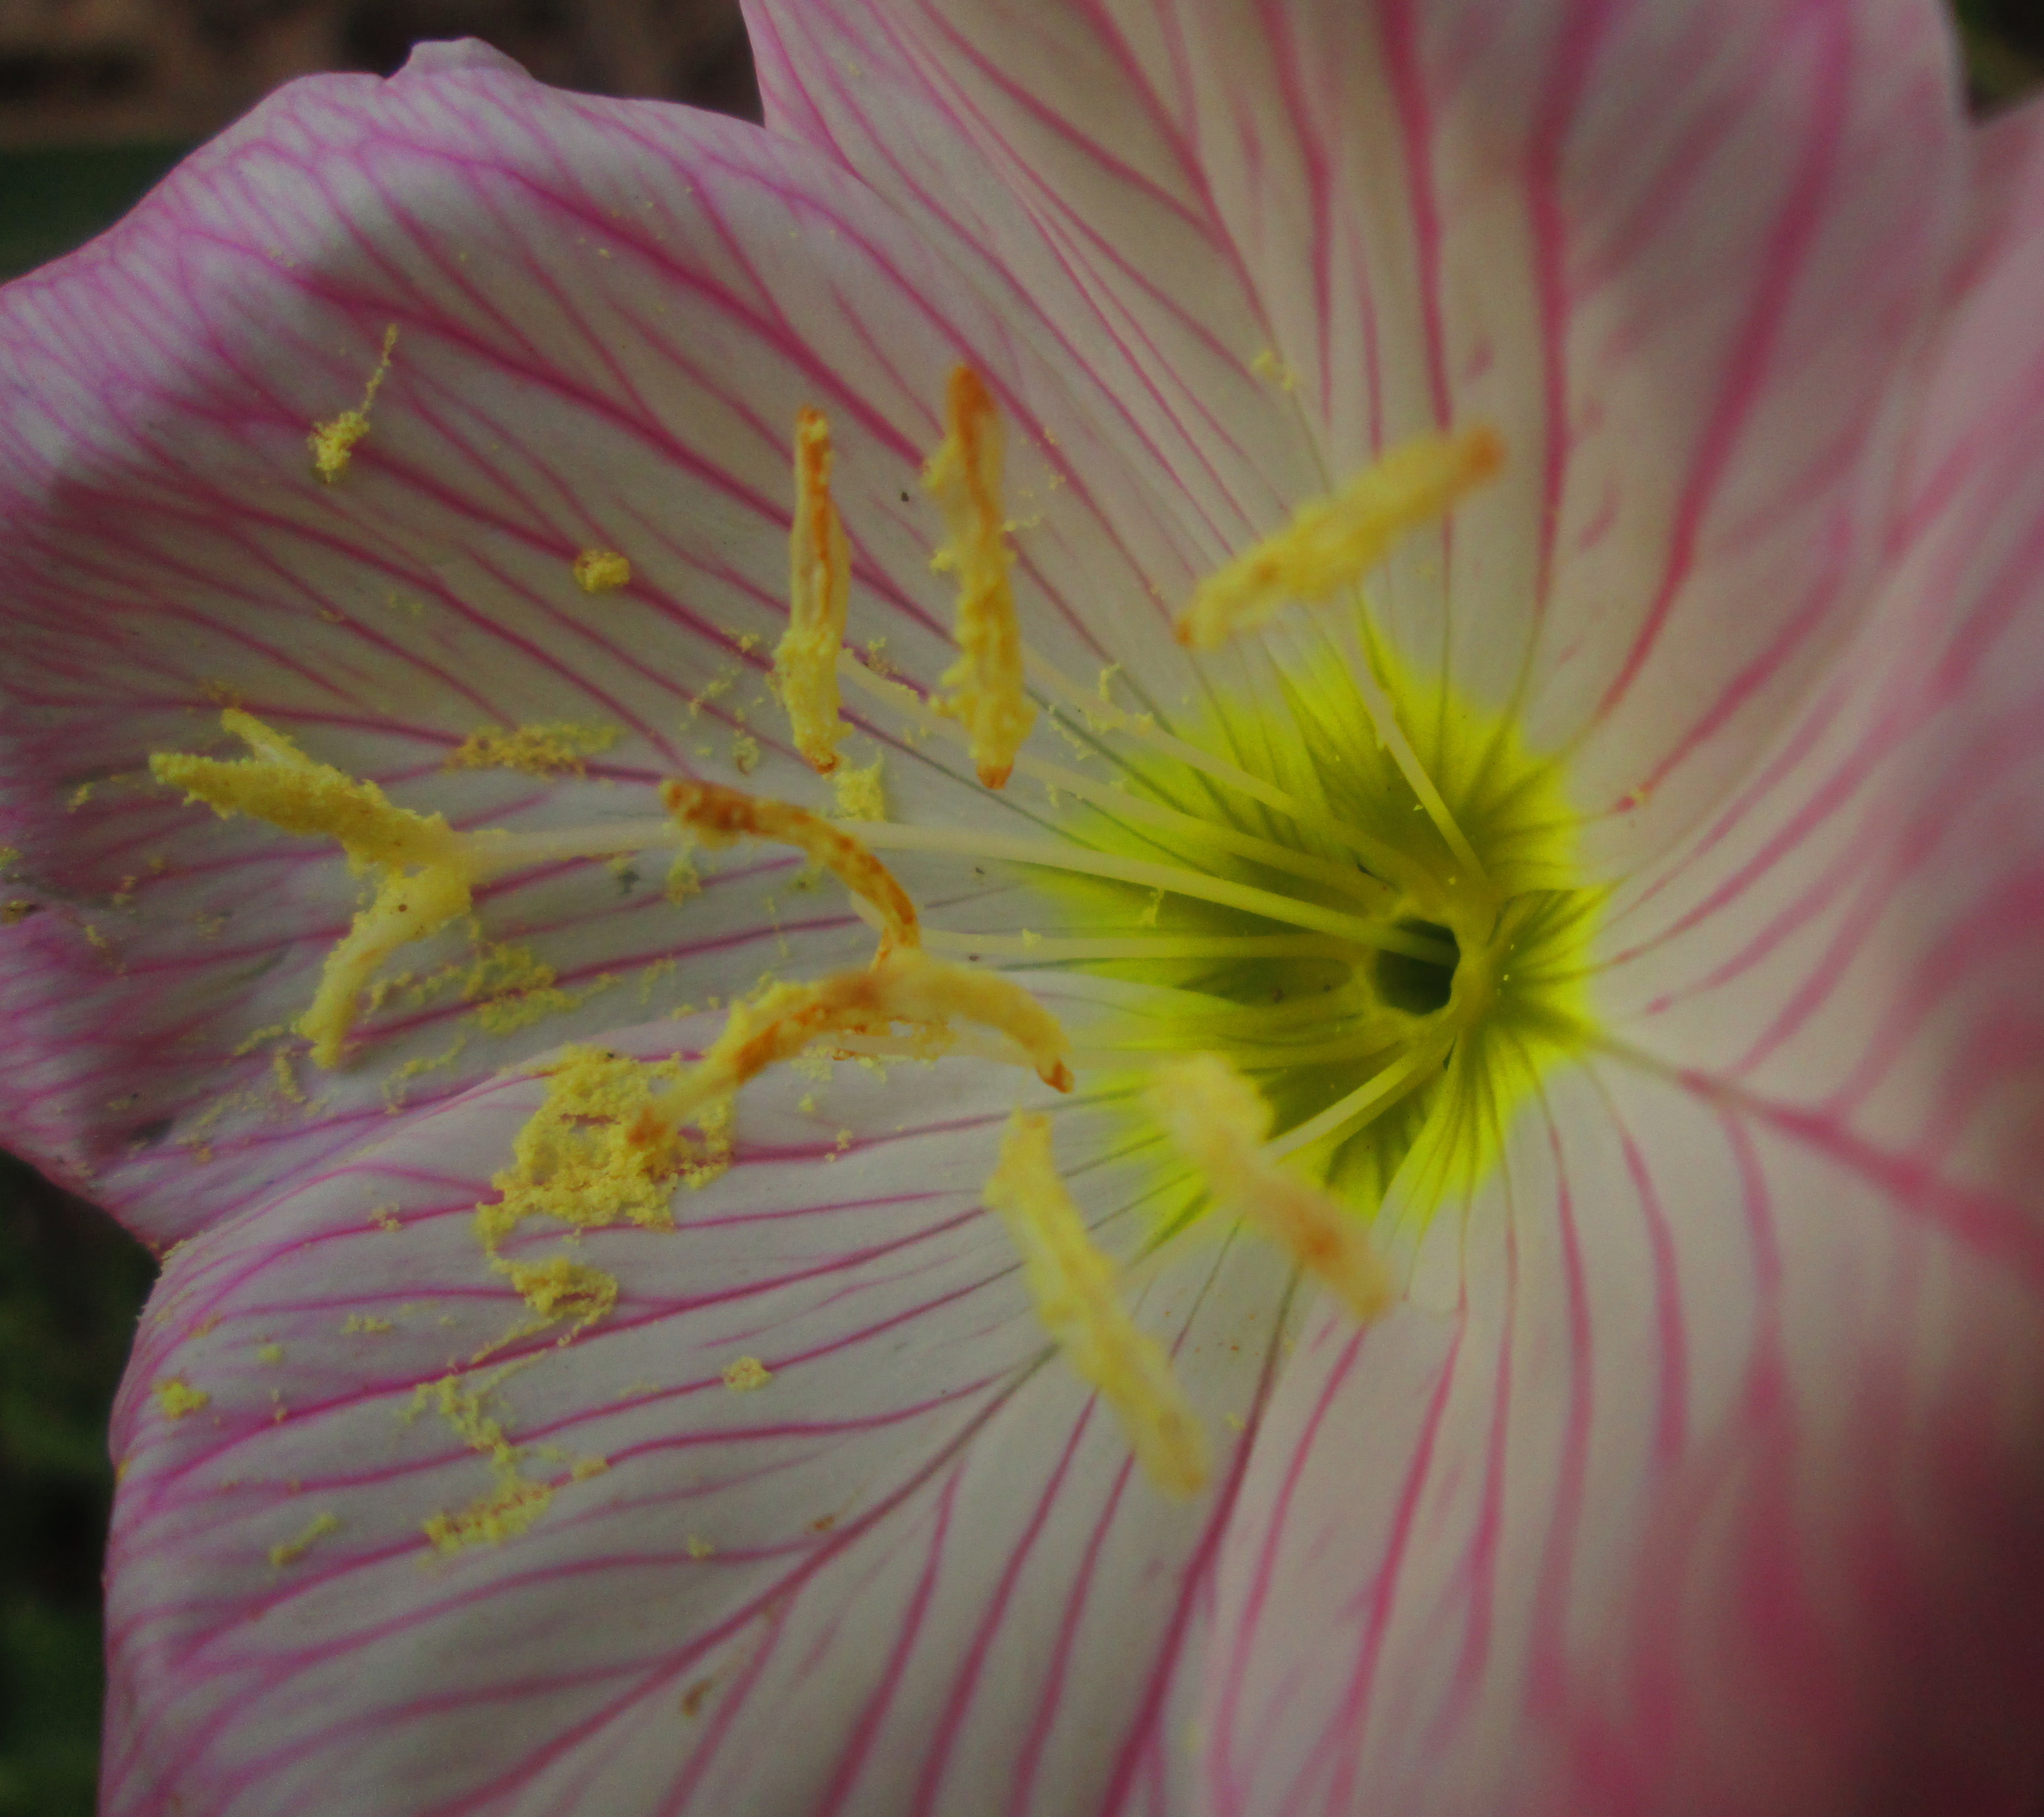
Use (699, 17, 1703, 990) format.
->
(1, 4, 2039, 1813)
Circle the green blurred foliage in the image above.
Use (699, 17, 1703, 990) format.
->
(0, 1157, 155, 1817)
(0, 145, 189, 283)
(0, 4, 2038, 1813)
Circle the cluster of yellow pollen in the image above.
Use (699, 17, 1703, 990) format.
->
(149, 347, 1573, 1516)
(307, 324, 399, 483)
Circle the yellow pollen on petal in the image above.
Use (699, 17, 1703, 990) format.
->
(1175, 425, 1505, 651)
(446, 720, 621, 777)
(775, 407, 852, 774)
(573, 548, 632, 593)
(983, 1112, 1208, 1497)
(308, 324, 398, 483)
(504, 1256, 619, 1332)
(722, 1356, 773, 1393)
(923, 365, 1036, 787)
(154, 1378, 209, 1419)
(268, 1512, 341, 1569)
(830, 753, 886, 821)
(478, 1045, 711, 1253)
(661, 779, 919, 960)
(1150, 1055, 1394, 1323)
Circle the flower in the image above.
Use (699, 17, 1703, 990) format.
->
(4, 4, 2044, 1813)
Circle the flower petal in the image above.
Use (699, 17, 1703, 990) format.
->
(103, 1025, 1290, 1816)
(1191, 101, 2044, 1811)
(744, 0, 1968, 862)
(0, 48, 1207, 1248)
(1195, 1059, 2044, 1816)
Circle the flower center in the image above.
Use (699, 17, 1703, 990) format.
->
(148, 357, 1603, 1505)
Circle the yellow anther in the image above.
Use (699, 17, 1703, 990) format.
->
(638, 948, 1072, 1144)
(150, 710, 479, 1066)
(984, 1113, 1209, 1497)
(298, 864, 473, 1067)
(573, 548, 632, 593)
(1175, 425, 1505, 651)
(308, 324, 398, 483)
(1150, 1055, 1395, 1322)
(923, 366, 1036, 787)
(153, 710, 458, 872)
(776, 407, 852, 774)
(662, 778, 918, 960)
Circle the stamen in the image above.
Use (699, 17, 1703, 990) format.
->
(300, 864, 473, 1067)
(775, 407, 851, 774)
(1022, 651, 1434, 896)
(1150, 1055, 1394, 1323)
(983, 1112, 1209, 1497)
(924, 366, 1036, 788)
(1267, 1025, 1456, 1158)
(919, 928, 1352, 963)
(639, 949, 1073, 1139)
(151, 711, 478, 1065)
(852, 821, 1454, 960)
(661, 779, 918, 960)
(838, 653, 1394, 908)
(1173, 426, 1503, 652)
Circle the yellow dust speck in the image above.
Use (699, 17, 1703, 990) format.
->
(268, 1512, 341, 1569)
(369, 1204, 404, 1233)
(722, 1355, 773, 1393)
(830, 754, 886, 821)
(154, 1378, 210, 1420)
(272, 1048, 307, 1105)
(0, 846, 18, 870)
(1, 899, 36, 926)
(309, 324, 398, 483)
(67, 781, 94, 811)
(797, 1091, 819, 1114)
(731, 730, 761, 775)
(573, 548, 632, 593)
(446, 720, 621, 778)
(1250, 346, 1300, 393)
(984, 1112, 1208, 1496)
(341, 1313, 395, 1335)
(258, 1343, 285, 1364)
(686, 1535, 717, 1559)
(570, 1456, 609, 1481)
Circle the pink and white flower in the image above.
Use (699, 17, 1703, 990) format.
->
(4, 3, 2043, 1813)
